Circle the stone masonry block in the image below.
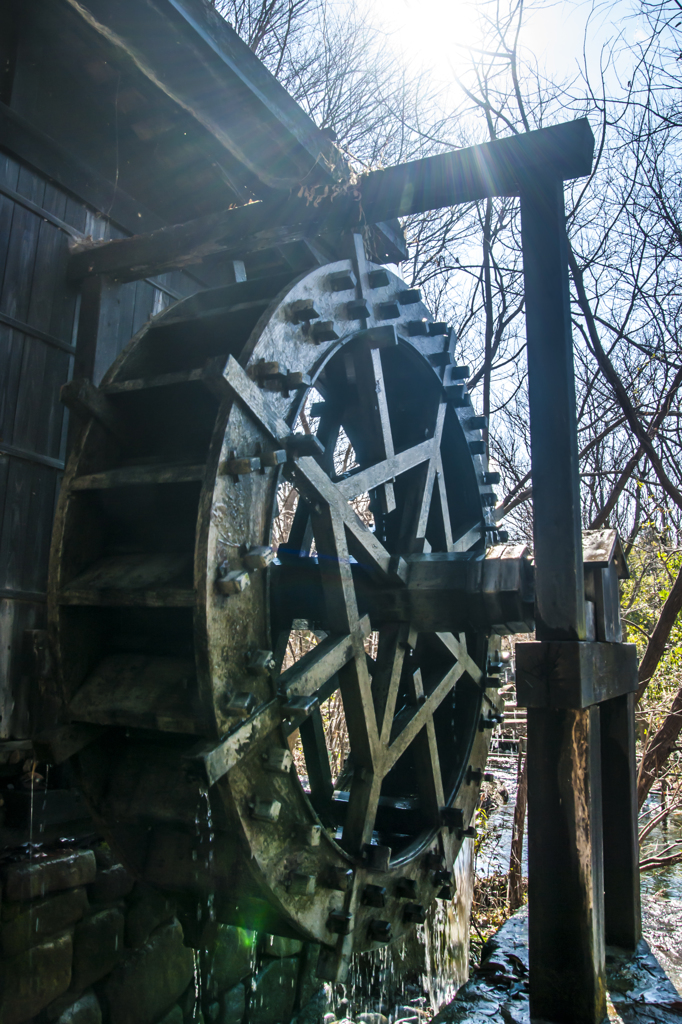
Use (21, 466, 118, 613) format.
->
(55, 989, 102, 1024)
(1, 886, 88, 956)
(4, 850, 96, 902)
(125, 883, 176, 948)
(201, 923, 256, 998)
(156, 1006, 183, 1024)
(0, 932, 72, 1024)
(93, 843, 118, 869)
(88, 864, 134, 904)
(248, 957, 299, 1024)
(72, 908, 125, 990)
(261, 934, 303, 958)
(291, 987, 327, 1024)
(221, 982, 246, 1024)
(103, 918, 194, 1024)
(178, 980, 198, 1020)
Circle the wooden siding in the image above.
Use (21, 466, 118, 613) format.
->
(0, 149, 199, 737)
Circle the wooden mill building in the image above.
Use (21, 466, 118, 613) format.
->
(0, 0, 404, 739)
(0, 4, 414, 1021)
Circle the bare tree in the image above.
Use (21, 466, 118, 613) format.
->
(212, 0, 322, 77)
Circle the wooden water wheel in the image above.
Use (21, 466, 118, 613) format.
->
(48, 243, 533, 980)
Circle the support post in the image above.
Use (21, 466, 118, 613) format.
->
(520, 175, 606, 1024)
(67, 274, 123, 454)
(600, 692, 641, 950)
(72, 274, 120, 385)
(527, 706, 605, 1023)
(520, 176, 585, 642)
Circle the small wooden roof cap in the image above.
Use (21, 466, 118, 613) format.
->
(582, 529, 629, 580)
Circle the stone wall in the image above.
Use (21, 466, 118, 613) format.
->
(0, 843, 322, 1024)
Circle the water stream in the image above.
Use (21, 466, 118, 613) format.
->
(639, 795, 682, 994)
(473, 754, 682, 1001)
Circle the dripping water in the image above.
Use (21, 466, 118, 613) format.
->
(189, 784, 218, 1021)
(331, 845, 473, 1024)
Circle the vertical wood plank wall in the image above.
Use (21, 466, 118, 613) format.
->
(0, 150, 199, 738)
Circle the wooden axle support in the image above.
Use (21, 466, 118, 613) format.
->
(516, 530, 641, 988)
(516, 630, 641, 1022)
(518, 132, 642, 1023)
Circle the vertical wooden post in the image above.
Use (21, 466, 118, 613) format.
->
(67, 276, 101, 454)
(73, 274, 112, 383)
(527, 707, 606, 1022)
(67, 274, 120, 453)
(601, 692, 641, 950)
(520, 175, 607, 1024)
(520, 176, 585, 643)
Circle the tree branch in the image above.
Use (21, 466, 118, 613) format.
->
(635, 560, 682, 701)
(568, 244, 682, 512)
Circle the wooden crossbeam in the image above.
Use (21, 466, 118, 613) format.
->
(278, 618, 371, 699)
(407, 667, 445, 826)
(384, 660, 465, 773)
(69, 119, 594, 282)
(335, 439, 434, 499)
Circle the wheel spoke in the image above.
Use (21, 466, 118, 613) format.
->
(434, 631, 483, 684)
(407, 668, 445, 826)
(397, 399, 448, 553)
(372, 623, 412, 745)
(299, 707, 334, 812)
(342, 767, 383, 852)
(352, 345, 397, 513)
(317, 410, 343, 476)
(291, 456, 393, 580)
(281, 415, 342, 559)
(384, 660, 465, 773)
(308, 500, 378, 744)
(435, 453, 455, 551)
(283, 499, 312, 559)
(308, 501, 362, 632)
(279, 622, 371, 700)
(336, 438, 434, 500)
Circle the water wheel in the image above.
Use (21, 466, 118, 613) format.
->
(48, 241, 533, 980)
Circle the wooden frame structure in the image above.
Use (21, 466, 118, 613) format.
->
(72, 116, 642, 1023)
(0, 0, 641, 1017)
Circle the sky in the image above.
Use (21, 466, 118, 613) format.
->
(362, 0, 644, 97)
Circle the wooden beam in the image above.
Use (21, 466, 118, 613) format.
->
(361, 118, 594, 218)
(600, 692, 641, 950)
(527, 706, 606, 1024)
(69, 119, 595, 282)
(61, 377, 130, 444)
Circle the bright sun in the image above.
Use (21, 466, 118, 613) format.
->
(363, 0, 636, 89)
